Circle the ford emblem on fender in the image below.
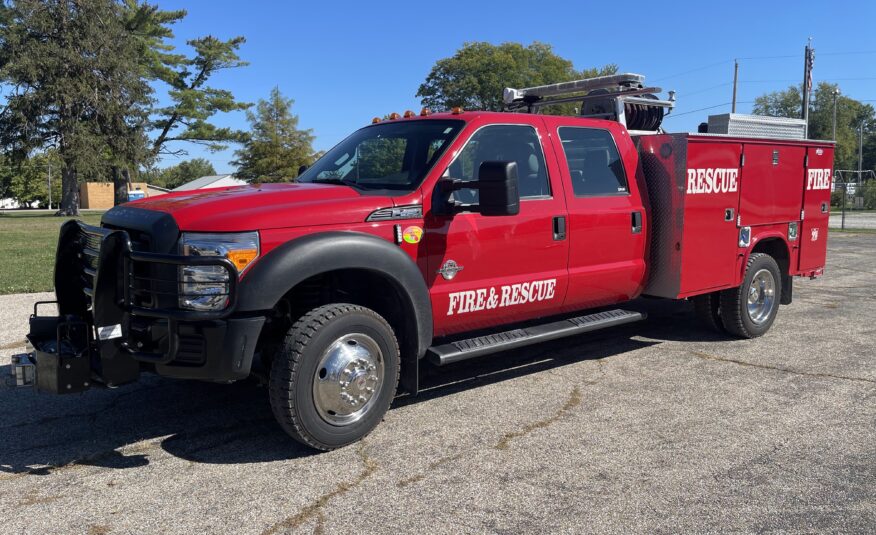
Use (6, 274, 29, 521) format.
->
(438, 260, 464, 280)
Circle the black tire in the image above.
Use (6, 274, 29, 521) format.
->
(269, 304, 400, 451)
(692, 291, 725, 333)
(719, 253, 782, 339)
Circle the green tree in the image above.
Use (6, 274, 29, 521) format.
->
(143, 158, 216, 189)
(232, 87, 316, 183)
(752, 86, 803, 118)
(121, 2, 248, 204)
(147, 35, 251, 158)
(753, 82, 875, 172)
(417, 41, 617, 112)
(0, 1, 251, 211)
(0, 0, 147, 215)
(6, 151, 63, 207)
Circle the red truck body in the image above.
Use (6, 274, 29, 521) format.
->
(14, 97, 834, 450)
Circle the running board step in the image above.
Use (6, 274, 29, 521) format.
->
(426, 309, 645, 366)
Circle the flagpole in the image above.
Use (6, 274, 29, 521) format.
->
(802, 37, 813, 138)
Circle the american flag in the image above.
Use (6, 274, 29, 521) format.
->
(806, 47, 815, 95)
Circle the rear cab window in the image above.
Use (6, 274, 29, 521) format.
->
(557, 127, 628, 196)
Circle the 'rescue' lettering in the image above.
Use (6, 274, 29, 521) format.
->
(447, 279, 556, 315)
(686, 168, 739, 195)
(806, 169, 831, 190)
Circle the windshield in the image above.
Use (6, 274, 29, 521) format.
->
(298, 120, 464, 193)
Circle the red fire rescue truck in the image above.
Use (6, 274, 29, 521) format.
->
(12, 74, 833, 450)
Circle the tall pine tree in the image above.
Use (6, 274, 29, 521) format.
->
(232, 87, 316, 183)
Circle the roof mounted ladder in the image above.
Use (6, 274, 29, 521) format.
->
(503, 72, 676, 132)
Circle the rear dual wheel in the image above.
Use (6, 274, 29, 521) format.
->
(693, 253, 782, 339)
(720, 253, 782, 338)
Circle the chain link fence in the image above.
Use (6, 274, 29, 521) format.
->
(832, 170, 876, 229)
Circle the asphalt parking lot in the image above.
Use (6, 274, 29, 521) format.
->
(1, 232, 874, 534)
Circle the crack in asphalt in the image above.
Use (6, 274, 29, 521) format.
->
(396, 452, 465, 488)
(260, 442, 378, 535)
(689, 351, 876, 384)
(495, 386, 583, 450)
(16, 491, 62, 507)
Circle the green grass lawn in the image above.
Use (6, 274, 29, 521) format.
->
(0, 211, 104, 294)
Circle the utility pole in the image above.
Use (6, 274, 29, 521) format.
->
(802, 38, 814, 138)
(859, 121, 865, 175)
(832, 88, 840, 141)
(731, 59, 739, 113)
(47, 160, 52, 211)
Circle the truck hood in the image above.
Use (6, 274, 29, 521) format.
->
(124, 183, 394, 232)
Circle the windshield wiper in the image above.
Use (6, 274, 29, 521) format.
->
(308, 177, 356, 186)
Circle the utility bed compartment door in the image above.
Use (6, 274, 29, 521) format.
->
(679, 141, 743, 295)
(798, 146, 833, 272)
(738, 144, 806, 226)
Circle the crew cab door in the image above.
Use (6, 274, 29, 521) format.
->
(541, 117, 647, 310)
(424, 119, 569, 336)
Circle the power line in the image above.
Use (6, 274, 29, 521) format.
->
(652, 50, 876, 85)
(651, 60, 732, 83)
(680, 82, 731, 97)
(664, 101, 755, 119)
(819, 50, 876, 56)
(736, 54, 797, 60)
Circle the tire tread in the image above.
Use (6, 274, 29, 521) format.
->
(268, 303, 400, 451)
(719, 253, 781, 339)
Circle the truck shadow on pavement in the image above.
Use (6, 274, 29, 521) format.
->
(0, 298, 717, 474)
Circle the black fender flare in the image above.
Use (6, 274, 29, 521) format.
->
(236, 231, 433, 360)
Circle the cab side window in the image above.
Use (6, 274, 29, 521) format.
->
(447, 124, 550, 201)
(558, 127, 628, 196)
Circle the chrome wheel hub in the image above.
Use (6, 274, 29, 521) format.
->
(312, 333, 384, 426)
(746, 268, 776, 325)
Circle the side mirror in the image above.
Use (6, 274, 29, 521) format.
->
(297, 164, 308, 176)
(477, 161, 520, 216)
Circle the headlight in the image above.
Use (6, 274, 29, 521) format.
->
(178, 232, 259, 311)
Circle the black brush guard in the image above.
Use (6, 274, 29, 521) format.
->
(24, 219, 240, 393)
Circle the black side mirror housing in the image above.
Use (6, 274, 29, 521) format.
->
(477, 161, 520, 216)
(432, 160, 520, 217)
(297, 164, 308, 176)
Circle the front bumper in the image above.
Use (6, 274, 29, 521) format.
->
(19, 220, 265, 394)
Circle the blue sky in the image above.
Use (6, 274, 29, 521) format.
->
(155, 0, 876, 173)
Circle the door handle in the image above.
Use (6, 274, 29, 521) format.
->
(553, 216, 566, 241)
(631, 211, 643, 234)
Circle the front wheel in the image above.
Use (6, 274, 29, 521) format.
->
(269, 304, 400, 451)
(720, 253, 782, 339)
